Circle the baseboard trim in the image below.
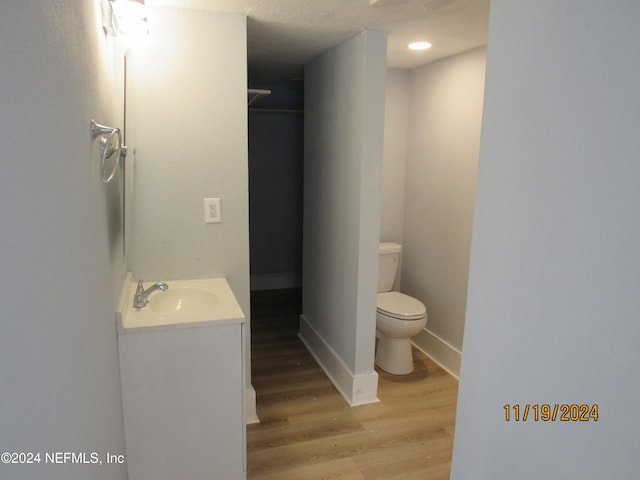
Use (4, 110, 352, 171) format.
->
(299, 314, 379, 406)
(412, 328, 462, 380)
(245, 385, 259, 424)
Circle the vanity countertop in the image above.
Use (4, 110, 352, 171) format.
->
(116, 273, 245, 334)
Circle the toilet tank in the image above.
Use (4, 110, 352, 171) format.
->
(378, 242, 402, 292)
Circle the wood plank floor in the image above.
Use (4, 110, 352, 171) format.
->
(247, 290, 459, 480)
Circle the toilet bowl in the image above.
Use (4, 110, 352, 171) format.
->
(375, 243, 428, 375)
(375, 291, 427, 375)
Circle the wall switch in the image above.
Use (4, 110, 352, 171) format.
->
(204, 197, 221, 223)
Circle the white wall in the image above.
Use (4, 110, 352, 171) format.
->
(402, 47, 486, 375)
(125, 8, 254, 417)
(380, 69, 410, 246)
(452, 1, 640, 478)
(301, 30, 387, 405)
(0, 1, 127, 479)
(128, 8, 249, 308)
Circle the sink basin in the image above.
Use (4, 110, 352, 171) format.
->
(148, 287, 218, 317)
(116, 275, 245, 332)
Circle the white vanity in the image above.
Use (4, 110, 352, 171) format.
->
(116, 274, 246, 480)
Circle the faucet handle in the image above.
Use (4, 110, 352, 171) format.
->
(133, 280, 147, 309)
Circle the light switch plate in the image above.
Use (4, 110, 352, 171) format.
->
(204, 198, 221, 223)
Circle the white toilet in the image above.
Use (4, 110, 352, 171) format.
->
(375, 242, 427, 375)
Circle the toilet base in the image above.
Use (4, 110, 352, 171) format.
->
(375, 335, 414, 375)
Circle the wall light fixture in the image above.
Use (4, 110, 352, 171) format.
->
(103, 0, 149, 40)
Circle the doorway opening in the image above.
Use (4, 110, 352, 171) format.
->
(247, 81, 304, 322)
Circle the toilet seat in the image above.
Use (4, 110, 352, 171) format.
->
(377, 291, 426, 320)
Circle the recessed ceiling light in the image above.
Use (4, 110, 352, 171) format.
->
(408, 41, 432, 50)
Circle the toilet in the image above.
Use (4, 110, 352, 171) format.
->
(375, 242, 427, 375)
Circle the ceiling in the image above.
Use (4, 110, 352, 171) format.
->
(147, 0, 490, 84)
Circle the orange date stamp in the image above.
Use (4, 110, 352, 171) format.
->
(503, 404, 599, 422)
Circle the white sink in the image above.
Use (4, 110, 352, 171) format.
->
(116, 275, 245, 332)
(148, 287, 219, 317)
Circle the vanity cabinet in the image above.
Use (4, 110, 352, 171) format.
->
(118, 320, 245, 480)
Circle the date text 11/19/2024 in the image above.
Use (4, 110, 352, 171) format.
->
(504, 404, 599, 422)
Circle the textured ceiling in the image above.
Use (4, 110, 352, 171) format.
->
(147, 0, 490, 83)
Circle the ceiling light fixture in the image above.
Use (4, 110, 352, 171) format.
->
(408, 41, 432, 50)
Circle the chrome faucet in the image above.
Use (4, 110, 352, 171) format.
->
(133, 280, 169, 309)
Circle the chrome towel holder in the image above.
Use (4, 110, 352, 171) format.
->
(91, 119, 129, 183)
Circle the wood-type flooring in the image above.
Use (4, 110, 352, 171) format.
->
(247, 289, 459, 480)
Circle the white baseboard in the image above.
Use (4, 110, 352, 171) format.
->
(245, 385, 259, 424)
(250, 272, 301, 291)
(412, 328, 461, 379)
(298, 315, 379, 406)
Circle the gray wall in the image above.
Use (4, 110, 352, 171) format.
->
(301, 31, 387, 403)
(380, 69, 410, 247)
(452, 0, 640, 478)
(402, 47, 486, 371)
(248, 92, 303, 291)
(0, 1, 127, 479)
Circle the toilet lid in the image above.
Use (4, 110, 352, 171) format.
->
(377, 291, 426, 320)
